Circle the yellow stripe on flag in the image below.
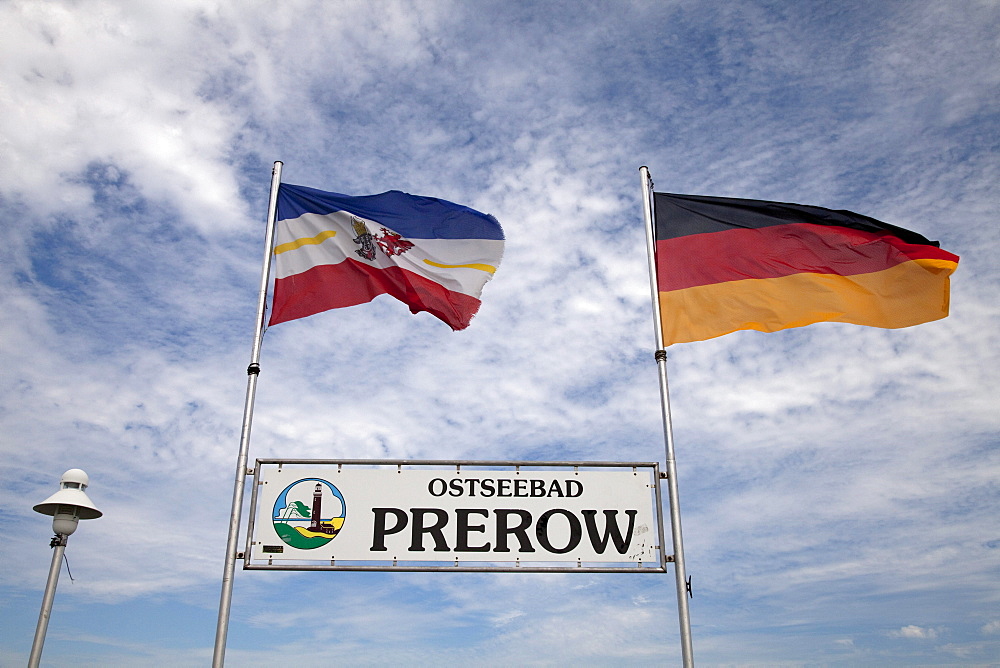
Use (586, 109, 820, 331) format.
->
(423, 259, 497, 274)
(659, 258, 957, 346)
(274, 230, 338, 255)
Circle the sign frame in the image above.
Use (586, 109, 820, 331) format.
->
(244, 459, 668, 573)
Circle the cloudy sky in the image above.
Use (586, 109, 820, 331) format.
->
(2, 1, 998, 666)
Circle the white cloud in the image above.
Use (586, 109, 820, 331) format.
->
(0, 1, 249, 231)
(889, 625, 939, 640)
(981, 620, 1000, 635)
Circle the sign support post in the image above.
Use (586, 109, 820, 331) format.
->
(640, 166, 695, 666)
(212, 161, 282, 667)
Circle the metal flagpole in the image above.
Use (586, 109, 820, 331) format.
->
(212, 160, 283, 667)
(640, 166, 695, 666)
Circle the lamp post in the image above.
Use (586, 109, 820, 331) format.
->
(28, 469, 102, 668)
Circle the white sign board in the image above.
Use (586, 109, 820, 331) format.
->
(247, 461, 665, 572)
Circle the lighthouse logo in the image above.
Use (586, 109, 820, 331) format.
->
(272, 478, 346, 550)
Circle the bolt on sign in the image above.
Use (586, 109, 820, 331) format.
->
(245, 460, 667, 573)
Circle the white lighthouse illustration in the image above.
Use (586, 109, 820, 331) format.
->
(309, 483, 338, 534)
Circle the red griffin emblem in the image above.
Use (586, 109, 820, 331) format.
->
(352, 217, 414, 260)
(375, 228, 415, 256)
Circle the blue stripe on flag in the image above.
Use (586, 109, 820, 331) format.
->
(277, 183, 504, 240)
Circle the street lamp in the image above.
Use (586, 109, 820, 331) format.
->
(28, 469, 102, 668)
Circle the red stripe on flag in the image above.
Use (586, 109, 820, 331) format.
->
(656, 223, 958, 292)
(269, 260, 482, 330)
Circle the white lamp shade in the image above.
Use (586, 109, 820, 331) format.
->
(32, 469, 102, 520)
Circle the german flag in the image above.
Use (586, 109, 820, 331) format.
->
(653, 193, 959, 346)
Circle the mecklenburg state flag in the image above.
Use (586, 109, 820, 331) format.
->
(653, 193, 959, 346)
(269, 184, 504, 330)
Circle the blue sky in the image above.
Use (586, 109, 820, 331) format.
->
(1, 1, 998, 665)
